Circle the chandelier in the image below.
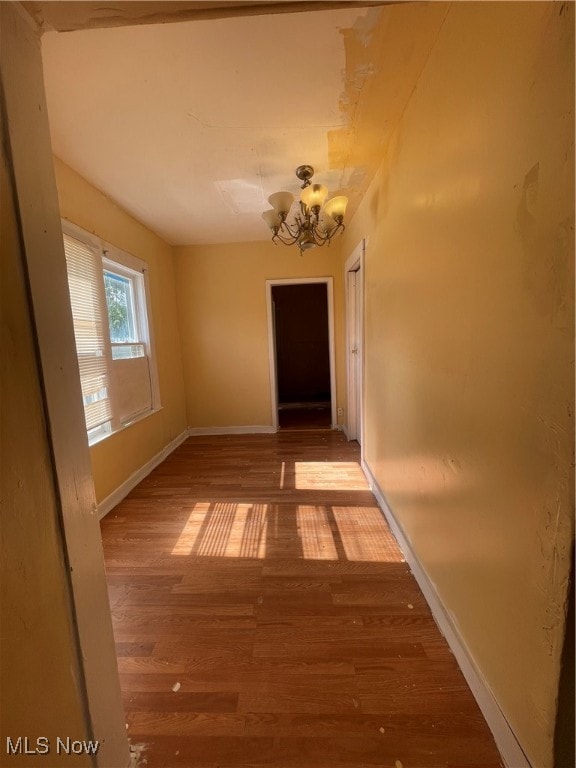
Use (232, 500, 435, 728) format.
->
(262, 165, 348, 254)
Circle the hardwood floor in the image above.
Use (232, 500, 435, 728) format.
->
(100, 431, 503, 768)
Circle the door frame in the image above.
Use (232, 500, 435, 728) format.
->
(1, 6, 130, 766)
(266, 277, 337, 431)
(345, 239, 365, 443)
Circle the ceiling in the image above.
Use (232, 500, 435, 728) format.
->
(39, 1, 445, 245)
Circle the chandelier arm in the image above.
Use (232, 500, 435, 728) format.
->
(274, 230, 300, 246)
(273, 221, 346, 248)
(280, 219, 301, 237)
(310, 227, 330, 247)
(326, 221, 346, 243)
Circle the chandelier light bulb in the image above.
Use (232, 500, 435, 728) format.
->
(300, 183, 328, 212)
(323, 195, 348, 222)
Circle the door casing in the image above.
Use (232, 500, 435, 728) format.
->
(345, 239, 365, 444)
(266, 277, 337, 430)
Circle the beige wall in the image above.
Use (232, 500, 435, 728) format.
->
(54, 159, 188, 502)
(174, 240, 347, 429)
(341, 3, 574, 767)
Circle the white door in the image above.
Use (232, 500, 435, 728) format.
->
(345, 241, 364, 443)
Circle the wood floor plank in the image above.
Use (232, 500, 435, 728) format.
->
(120, 658, 358, 683)
(125, 735, 276, 766)
(115, 641, 155, 658)
(111, 606, 257, 631)
(116, 658, 188, 675)
(127, 711, 247, 736)
(252, 640, 427, 660)
(100, 431, 503, 768)
(241, 711, 496, 738)
(123, 691, 239, 713)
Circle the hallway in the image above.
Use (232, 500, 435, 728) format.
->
(101, 432, 503, 767)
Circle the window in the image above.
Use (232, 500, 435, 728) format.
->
(104, 265, 145, 358)
(62, 221, 160, 445)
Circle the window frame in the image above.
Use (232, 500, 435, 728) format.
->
(103, 257, 146, 360)
(62, 219, 161, 445)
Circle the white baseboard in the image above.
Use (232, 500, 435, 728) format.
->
(187, 425, 276, 436)
(361, 458, 531, 768)
(188, 425, 346, 436)
(97, 430, 189, 519)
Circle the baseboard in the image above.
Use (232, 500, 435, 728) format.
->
(187, 425, 276, 436)
(97, 430, 189, 519)
(361, 458, 532, 768)
(187, 425, 347, 436)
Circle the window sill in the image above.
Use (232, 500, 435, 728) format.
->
(88, 406, 163, 447)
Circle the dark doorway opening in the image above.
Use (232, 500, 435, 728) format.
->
(272, 283, 331, 430)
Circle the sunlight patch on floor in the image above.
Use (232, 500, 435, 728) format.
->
(294, 461, 367, 490)
(332, 506, 405, 562)
(297, 505, 338, 560)
(171, 501, 401, 562)
(171, 502, 268, 557)
(171, 502, 210, 555)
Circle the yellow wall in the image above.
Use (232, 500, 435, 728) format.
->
(174, 240, 347, 428)
(37, 5, 573, 764)
(341, 3, 574, 767)
(54, 159, 188, 502)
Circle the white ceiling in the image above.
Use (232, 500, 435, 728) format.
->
(41, 6, 380, 245)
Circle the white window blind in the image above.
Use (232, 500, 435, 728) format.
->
(63, 233, 113, 432)
(62, 221, 160, 445)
